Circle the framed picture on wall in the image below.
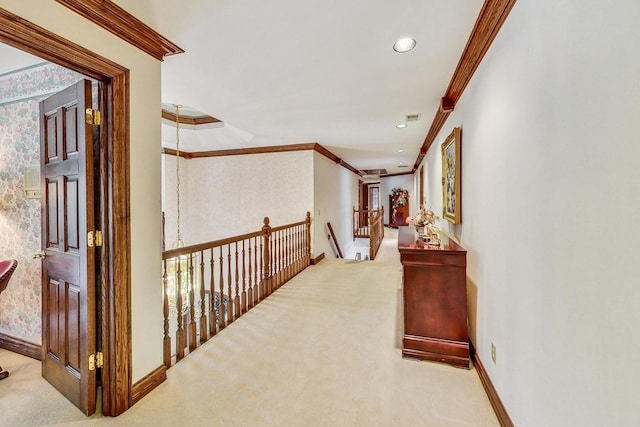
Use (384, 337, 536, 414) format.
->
(441, 127, 461, 224)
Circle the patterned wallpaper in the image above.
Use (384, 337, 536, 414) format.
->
(0, 63, 83, 344)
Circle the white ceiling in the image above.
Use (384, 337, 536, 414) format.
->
(3, 0, 485, 175)
(121, 0, 484, 174)
(0, 43, 42, 75)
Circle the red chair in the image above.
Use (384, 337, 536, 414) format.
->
(0, 259, 18, 380)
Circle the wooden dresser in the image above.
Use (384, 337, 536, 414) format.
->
(397, 226, 469, 368)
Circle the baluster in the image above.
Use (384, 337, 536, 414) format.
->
(227, 244, 234, 323)
(296, 225, 302, 274)
(219, 246, 226, 330)
(298, 223, 303, 271)
(252, 237, 262, 306)
(271, 230, 276, 293)
(278, 230, 284, 288)
(163, 259, 171, 368)
(281, 229, 287, 283)
(262, 217, 271, 298)
(188, 254, 197, 352)
(271, 230, 276, 292)
(258, 234, 264, 301)
(234, 241, 240, 319)
(278, 229, 283, 287)
(305, 212, 311, 266)
(241, 240, 247, 314)
(209, 248, 217, 336)
(286, 228, 291, 281)
(199, 250, 208, 344)
(248, 241, 253, 309)
(176, 257, 185, 360)
(293, 226, 297, 275)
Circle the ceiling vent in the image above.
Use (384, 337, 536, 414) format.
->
(406, 114, 421, 122)
(361, 174, 380, 182)
(398, 165, 409, 168)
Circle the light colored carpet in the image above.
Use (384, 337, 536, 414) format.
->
(0, 228, 499, 426)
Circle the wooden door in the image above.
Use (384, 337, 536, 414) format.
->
(40, 80, 97, 415)
(360, 182, 369, 226)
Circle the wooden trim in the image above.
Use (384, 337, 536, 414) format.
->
(413, 0, 516, 170)
(337, 158, 363, 177)
(313, 143, 340, 163)
(130, 365, 167, 406)
(0, 332, 42, 360)
(0, 8, 126, 79)
(471, 346, 515, 427)
(162, 109, 220, 125)
(310, 253, 325, 265)
(445, 0, 517, 103)
(163, 143, 316, 159)
(380, 171, 414, 178)
(107, 71, 132, 416)
(162, 142, 365, 176)
(0, 8, 132, 416)
(54, 0, 184, 60)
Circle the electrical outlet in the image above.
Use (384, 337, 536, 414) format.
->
(491, 342, 497, 364)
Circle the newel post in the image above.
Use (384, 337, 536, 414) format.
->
(162, 260, 171, 368)
(262, 217, 272, 297)
(305, 211, 311, 264)
(369, 210, 375, 261)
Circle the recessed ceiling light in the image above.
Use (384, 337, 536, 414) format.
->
(393, 37, 416, 53)
(397, 149, 404, 153)
(396, 124, 407, 128)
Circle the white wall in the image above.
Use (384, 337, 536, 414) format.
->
(418, 1, 640, 425)
(0, 0, 164, 383)
(313, 152, 359, 259)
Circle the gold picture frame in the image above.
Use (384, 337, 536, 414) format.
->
(441, 127, 461, 224)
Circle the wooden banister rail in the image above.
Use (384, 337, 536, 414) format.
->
(162, 212, 312, 367)
(327, 222, 343, 258)
(353, 207, 384, 260)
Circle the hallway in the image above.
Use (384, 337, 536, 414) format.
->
(0, 228, 498, 426)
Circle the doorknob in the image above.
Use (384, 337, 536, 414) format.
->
(33, 252, 47, 259)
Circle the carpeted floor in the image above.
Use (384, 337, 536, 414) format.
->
(0, 228, 499, 426)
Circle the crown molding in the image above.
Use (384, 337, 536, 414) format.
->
(413, 0, 517, 171)
(162, 143, 364, 176)
(379, 171, 414, 178)
(55, 0, 184, 61)
(161, 109, 220, 125)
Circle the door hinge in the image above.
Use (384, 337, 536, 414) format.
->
(89, 352, 104, 371)
(87, 230, 103, 247)
(85, 108, 101, 125)
(96, 352, 104, 369)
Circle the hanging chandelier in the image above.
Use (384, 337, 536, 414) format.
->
(166, 104, 192, 316)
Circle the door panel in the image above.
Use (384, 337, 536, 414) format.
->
(40, 80, 96, 416)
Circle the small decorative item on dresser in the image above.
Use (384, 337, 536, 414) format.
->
(406, 206, 438, 241)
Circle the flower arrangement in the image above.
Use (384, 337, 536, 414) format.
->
(391, 188, 409, 209)
(406, 206, 438, 230)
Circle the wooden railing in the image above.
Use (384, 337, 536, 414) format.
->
(368, 208, 384, 260)
(326, 222, 343, 258)
(353, 207, 384, 260)
(162, 213, 311, 367)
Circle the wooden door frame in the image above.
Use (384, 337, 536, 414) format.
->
(0, 9, 131, 416)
